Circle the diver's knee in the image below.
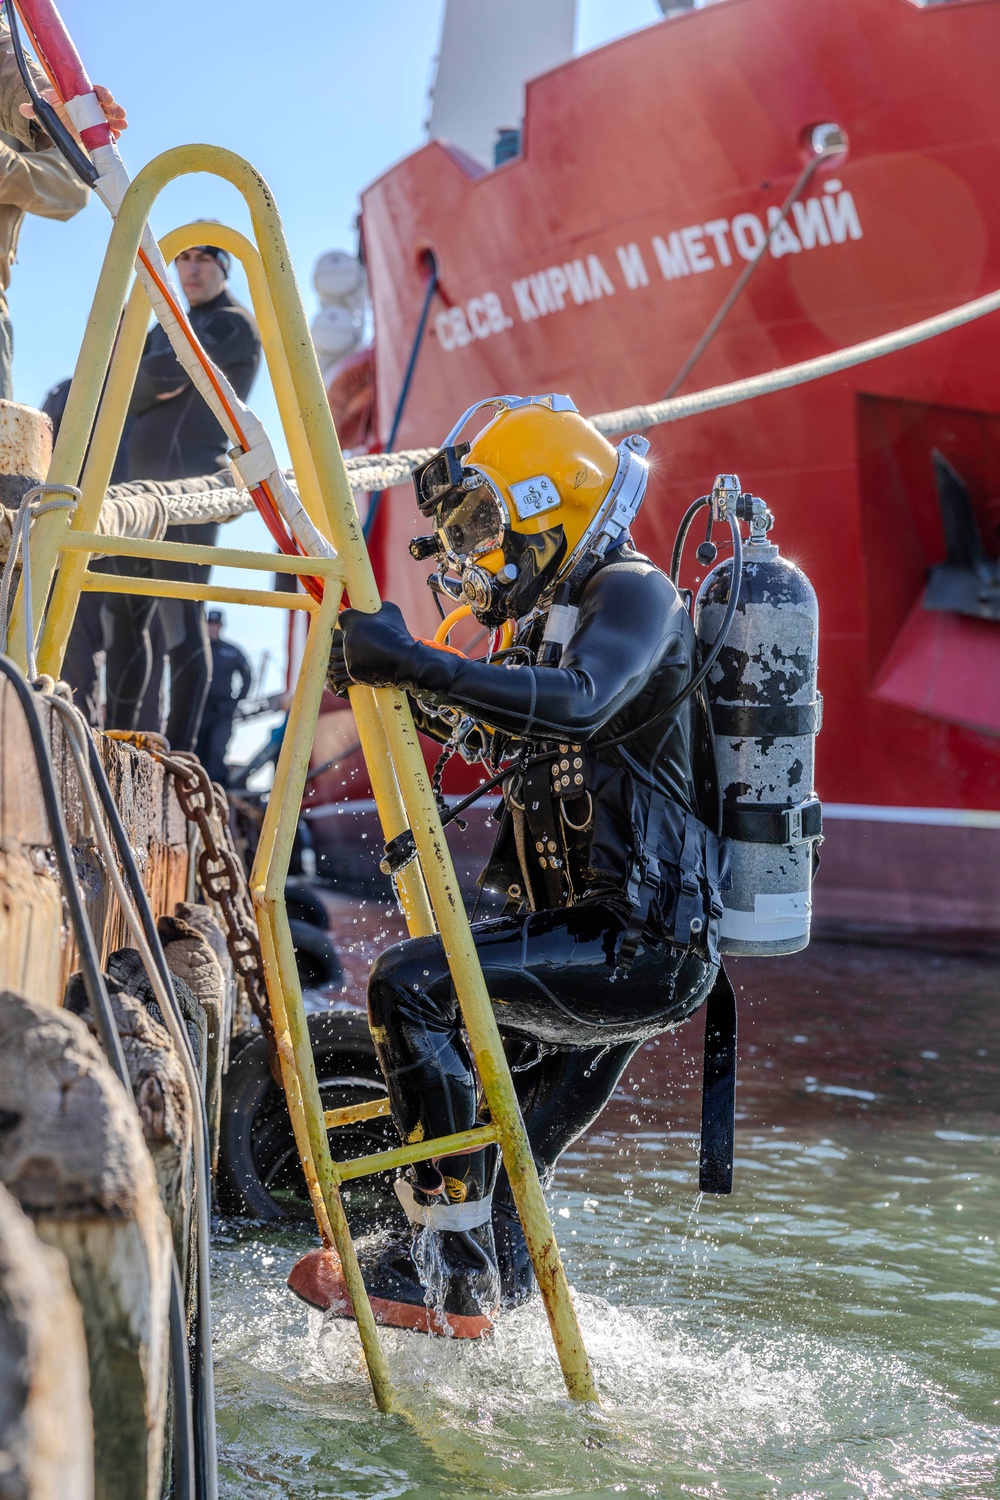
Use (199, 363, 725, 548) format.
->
(677, 955, 720, 1024)
(367, 935, 450, 1031)
(367, 943, 408, 1031)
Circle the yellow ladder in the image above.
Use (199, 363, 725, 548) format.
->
(10, 144, 598, 1412)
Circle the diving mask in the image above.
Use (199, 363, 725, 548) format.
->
(434, 473, 507, 563)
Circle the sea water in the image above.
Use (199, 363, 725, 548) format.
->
(212, 938, 999, 1498)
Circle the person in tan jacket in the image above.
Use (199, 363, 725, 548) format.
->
(0, 19, 126, 397)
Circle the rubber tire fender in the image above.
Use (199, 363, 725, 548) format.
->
(284, 880, 332, 930)
(287, 918, 344, 989)
(217, 1008, 394, 1225)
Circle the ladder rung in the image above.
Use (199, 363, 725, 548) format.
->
(79, 571, 317, 611)
(324, 1097, 391, 1128)
(61, 530, 344, 576)
(334, 1123, 498, 1183)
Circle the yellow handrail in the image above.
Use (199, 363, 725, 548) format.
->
(10, 145, 598, 1412)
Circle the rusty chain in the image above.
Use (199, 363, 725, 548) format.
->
(146, 745, 277, 1058)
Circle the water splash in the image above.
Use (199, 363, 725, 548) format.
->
(212, 935, 1000, 1498)
(412, 1225, 449, 1313)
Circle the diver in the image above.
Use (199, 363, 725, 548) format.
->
(314, 394, 730, 1337)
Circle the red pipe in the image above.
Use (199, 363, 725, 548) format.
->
(14, 0, 326, 602)
(12, 0, 112, 149)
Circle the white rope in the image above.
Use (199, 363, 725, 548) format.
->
(346, 284, 1000, 486)
(81, 455, 432, 541)
(343, 448, 438, 493)
(29, 282, 998, 554)
(589, 285, 1000, 436)
(99, 477, 257, 535)
(0, 484, 80, 675)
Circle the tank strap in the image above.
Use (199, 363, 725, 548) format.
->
(699, 963, 737, 1195)
(674, 812, 706, 946)
(703, 829, 725, 967)
(722, 796, 823, 846)
(711, 698, 823, 738)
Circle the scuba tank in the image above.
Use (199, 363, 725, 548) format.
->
(694, 481, 822, 956)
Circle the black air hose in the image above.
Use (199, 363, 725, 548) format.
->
(601, 511, 743, 751)
(71, 718, 216, 1500)
(363, 253, 439, 541)
(382, 508, 744, 865)
(6, 3, 98, 185)
(0, 658, 196, 1500)
(0, 656, 128, 1081)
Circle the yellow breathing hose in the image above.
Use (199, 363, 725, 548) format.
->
(433, 605, 515, 653)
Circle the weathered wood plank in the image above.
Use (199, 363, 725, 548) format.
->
(0, 685, 189, 1009)
(0, 993, 172, 1500)
(64, 977, 194, 1297)
(0, 1181, 93, 1500)
(158, 912, 226, 1172)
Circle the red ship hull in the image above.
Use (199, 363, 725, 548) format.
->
(315, 0, 1000, 944)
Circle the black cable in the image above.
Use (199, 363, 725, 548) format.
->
(82, 734, 192, 1011)
(698, 684, 724, 838)
(77, 729, 214, 1500)
(599, 513, 742, 750)
(670, 496, 710, 583)
(0, 656, 129, 1084)
(363, 254, 439, 541)
(0, 659, 197, 1498)
(6, 3, 98, 185)
(54, 704, 204, 1498)
(413, 516, 742, 833)
(439, 753, 529, 829)
(169, 1258, 197, 1500)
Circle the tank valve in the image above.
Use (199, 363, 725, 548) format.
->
(742, 494, 774, 542)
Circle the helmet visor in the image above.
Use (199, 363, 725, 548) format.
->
(436, 479, 507, 561)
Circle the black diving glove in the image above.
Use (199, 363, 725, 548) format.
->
(327, 626, 352, 698)
(333, 601, 432, 689)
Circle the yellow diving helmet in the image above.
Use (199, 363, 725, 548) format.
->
(409, 395, 650, 627)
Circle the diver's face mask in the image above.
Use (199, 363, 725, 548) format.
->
(410, 444, 563, 627)
(436, 475, 506, 562)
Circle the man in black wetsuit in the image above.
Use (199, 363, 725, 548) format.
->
(96, 243, 260, 746)
(194, 609, 253, 785)
(309, 394, 729, 1337)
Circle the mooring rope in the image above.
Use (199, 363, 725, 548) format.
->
(12, 279, 995, 556)
(351, 282, 1000, 487)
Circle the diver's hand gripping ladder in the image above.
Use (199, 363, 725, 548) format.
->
(11, 145, 598, 1413)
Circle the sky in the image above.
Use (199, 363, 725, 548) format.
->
(9, 0, 662, 749)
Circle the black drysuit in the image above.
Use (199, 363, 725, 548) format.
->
(89, 289, 259, 747)
(337, 548, 728, 1240)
